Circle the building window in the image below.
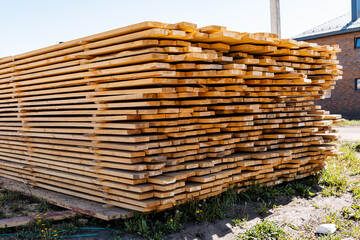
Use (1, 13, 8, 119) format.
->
(355, 37, 360, 48)
(356, 79, 360, 91)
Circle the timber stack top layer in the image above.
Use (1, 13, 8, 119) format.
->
(0, 21, 343, 217)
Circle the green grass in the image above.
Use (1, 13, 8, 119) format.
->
(232, 218, 247, 227)
(0, 188, 62, 220)
(319, 141, 360, 197)
(237, 141, 360, 240)
(237, 221, 286, 240)
(0, 189, 36, 208)
(312, 141, 360, 239)
(317, 209, 360, 239)
(0, 215, 63, 240)
(333, 119, 360, 126)
(238, 178, 316, 203)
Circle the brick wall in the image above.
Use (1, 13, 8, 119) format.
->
(307, 32, 360, 119)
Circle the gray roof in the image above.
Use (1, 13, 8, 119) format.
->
(293, 12, 360, 40)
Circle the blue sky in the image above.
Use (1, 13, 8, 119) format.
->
(0, 0, 349, 57)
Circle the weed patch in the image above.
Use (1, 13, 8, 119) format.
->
(333, 119, 360, 126)
(319, 141, 360, 196)
(237, 220, 286, 240)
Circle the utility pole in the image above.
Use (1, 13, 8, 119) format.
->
(270, 0, 281, 38)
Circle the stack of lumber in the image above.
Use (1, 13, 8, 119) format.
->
(0, 21, 342, 214)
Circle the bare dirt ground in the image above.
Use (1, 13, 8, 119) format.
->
(108, 189, 354, 240)
(163, 193, 354, 240)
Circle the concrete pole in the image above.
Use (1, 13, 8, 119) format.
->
(270, 0, 281, 38)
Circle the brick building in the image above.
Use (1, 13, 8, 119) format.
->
(294, 1, 360, 119)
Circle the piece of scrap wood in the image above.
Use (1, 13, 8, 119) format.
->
(0, 210, 77, 228)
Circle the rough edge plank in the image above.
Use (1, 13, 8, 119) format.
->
(0, 210, 77, 228)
